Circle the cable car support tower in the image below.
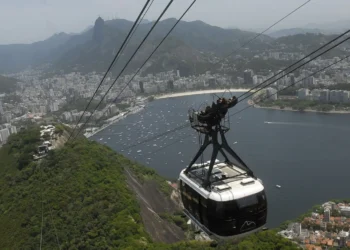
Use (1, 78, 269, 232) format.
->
(185, 96, 256, 188)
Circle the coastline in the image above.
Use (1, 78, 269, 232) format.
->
(155, 88, 250, 99)
(84, 105, 145, 138)
(86, 93, 350, 139)
(86, 89, 251, 138)
(251, 101, 350, 114)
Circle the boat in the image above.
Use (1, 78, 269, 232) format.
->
(178, 96, 267, 241)
(276, 185, 281, 188)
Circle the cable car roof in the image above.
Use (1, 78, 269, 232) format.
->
(179, 162, 264, 202)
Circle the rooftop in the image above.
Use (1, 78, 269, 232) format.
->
(180, 161, 264, 201)
(187, 161, 248, 187)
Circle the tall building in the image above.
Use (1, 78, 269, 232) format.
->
(319, 89, 330, 103)
(290, 74, 295, 85)
(252, 75, 258, 85)
(40, 106, 47, 114)
(340, 207, 350, 217)
(292, 223, 301, 235)
(237, 77, 244, 85)
(244, 70, 253, 85)
(4, 111, 12, 123)
(339, 231, 348, 247)
(50, 102, 59, 112)
(266, 87, 278, 101)
(61, 112, 72, 122)
(310, 89, 321, 101)
(0, 128, 10, 143)
(302, 76, 315, 88)
(10, 126, 17, 135)
(139, 81, 144, 94)
(324, 208, 330, 222)
(297, 88, 310, 100)
(109, 105, 119, 115)
(167, 80, 174, 90)
(0, 100, 3, 115)
(331, 203, 337, 211)
(342, 91, 350, 103)
(177, 70, 180, 77)
(330, 90, 343, 103)
(208, 78, 216, 88)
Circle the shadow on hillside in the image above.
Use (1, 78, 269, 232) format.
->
(124, 168, 186, 243)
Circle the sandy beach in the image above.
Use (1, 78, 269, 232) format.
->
(155, 89, 250, 99)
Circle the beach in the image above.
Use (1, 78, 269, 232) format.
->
(155, 89, 250, 99)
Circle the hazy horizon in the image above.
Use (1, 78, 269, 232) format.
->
(1, 0, 350, 45)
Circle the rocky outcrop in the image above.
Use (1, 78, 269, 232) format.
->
(93, 17, 104, 43)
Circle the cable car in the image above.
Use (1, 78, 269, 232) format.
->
(178, 96, 267, 240)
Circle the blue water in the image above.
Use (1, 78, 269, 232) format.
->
(91, 93, 350, 228)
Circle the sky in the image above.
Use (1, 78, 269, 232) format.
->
(0, 0, 350, 45)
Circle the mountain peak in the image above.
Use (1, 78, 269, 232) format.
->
(95, 16, 104, 24)
(93, 17, 105, 43)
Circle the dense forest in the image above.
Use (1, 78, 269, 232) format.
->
(0, 126, 300, 249)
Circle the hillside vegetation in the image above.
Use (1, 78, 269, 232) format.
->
(0, 127, 300, 249)
(0, 75, 18, 93)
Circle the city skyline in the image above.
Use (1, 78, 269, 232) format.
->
(1, 0, 350, 44)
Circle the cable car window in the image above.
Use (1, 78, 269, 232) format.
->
(200, 197, 207, 208)
(223, 200, 238, 220)
(258, 191, 266, 201)
(236, 195, 258, 209)
(215, 202, 225, 218)
(256, 191, 267, 211)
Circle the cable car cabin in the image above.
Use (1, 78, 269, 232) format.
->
(178, 161, 267, 240)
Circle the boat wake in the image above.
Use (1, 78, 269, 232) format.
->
(264, 121, 318, 127)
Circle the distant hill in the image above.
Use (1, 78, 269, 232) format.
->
(268, 28, 324, 38)
(53, 18, 274, 76)
(274, 33, 349, 58)
(0, 32, 73, 73)
(304, 19, 350, 34)
(268, 20, 350, 38)
(140, 19, 151, 24)
(0, 75, 18, 93)
(0, 18, 271, 75)
(2, 17, 347, 77)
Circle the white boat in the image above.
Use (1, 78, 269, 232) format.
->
(276, 185, 281, 188)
